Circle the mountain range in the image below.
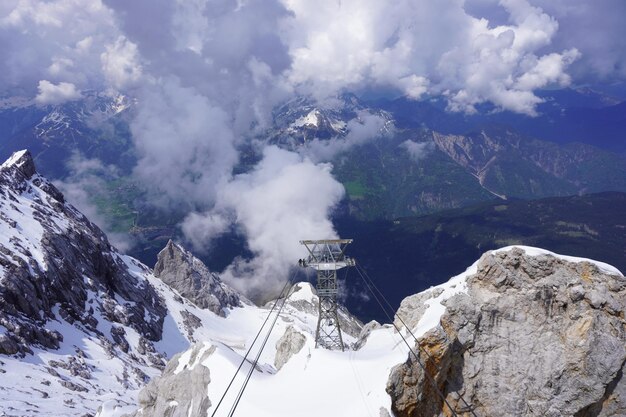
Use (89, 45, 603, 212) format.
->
(1, 89, 624, 322)
(2, 88, 624, 275)
(0, 150, 624, 417)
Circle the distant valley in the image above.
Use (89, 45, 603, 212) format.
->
(1, 89, 625, 320)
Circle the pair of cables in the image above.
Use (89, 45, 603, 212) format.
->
(353, 262, 478, 417)
(210, 272, 296, 417)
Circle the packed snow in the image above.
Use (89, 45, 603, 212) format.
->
(96, 259, 482, 417)
(494, 245, 623, 277)
(1, 149, 29, 169)
(292, 110, 321, 128)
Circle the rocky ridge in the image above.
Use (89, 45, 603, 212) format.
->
(0, 150, 247, 416)
(0, 150, 166, 356)
(154, 240, 241, 316)
(387, 247, 625, 417)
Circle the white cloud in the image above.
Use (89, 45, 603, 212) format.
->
(193, 146, 345, 299)
(130, 76, 238, 209)
(34, 80, 81, 105)
(0, 0, 119, 94)
(401, 140, 433, 161)
(181, 211, 231, 251)
(101, 36, 143, 90)
(301, 111, 389, 162)
(281, 0, 580, 115)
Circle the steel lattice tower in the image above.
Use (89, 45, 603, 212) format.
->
(299, 239, 355, 351)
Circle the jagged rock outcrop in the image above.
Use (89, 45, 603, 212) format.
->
(154, 240, 241, 316)
(127, 343, 215, 417)
(387, 247, 626, 417)
(0, 150, 166, 356)
(274, 325, 306, 370)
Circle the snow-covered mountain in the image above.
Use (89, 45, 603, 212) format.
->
(101, 244, 625, 417)
(266, 94, 393, 148)
(0, 92, 135, 178)
(0, 150, 244, 416)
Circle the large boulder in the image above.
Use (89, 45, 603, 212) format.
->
(388, 247, 626, 417)
(274, 325, 307, 370)
(126, 343, 215, 417)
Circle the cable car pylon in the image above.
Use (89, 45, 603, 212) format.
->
(299, 239, 355, 351)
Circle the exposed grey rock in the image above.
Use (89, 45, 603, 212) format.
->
(0, 333, 19, 355)
(127, 343, 215, 417)
(154, 240, 240, 316)
(60, 380, 88, 393)
(387, 248, 626, 417)
(110, 326, 129, 353)
(49, 356, 92, 380)
(181, 310, 202, 342)
(354, 320, 383, 350)
(274, 325, 306, 370)
(394, 288, 443, 331)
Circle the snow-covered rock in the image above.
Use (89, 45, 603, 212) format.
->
(154, 240, 241, 317)
(274, 325, 306, 370)
(267, 94, 392, 147)
(387, 246, 626, 417)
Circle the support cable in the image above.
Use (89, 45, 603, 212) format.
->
(227, 276, 296, 417)
(209, 271, 296, 417)
(355, 262, 479, 417)
(353, 264, 459, 417)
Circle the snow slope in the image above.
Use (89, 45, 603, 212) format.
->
(0, 253, 249, 416)
(102, 244, 625, 417)
(98, 258, 483, 417)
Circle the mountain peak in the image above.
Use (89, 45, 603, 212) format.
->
(154, 240, 242, 316)
(0, 149, 36, 178)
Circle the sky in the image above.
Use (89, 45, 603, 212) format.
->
(1, 0, 625, 298)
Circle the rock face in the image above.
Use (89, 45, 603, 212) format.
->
(274, 325, 306, 370)
(387, 248, 626, 417)
(154, 240, 241, 316)
(130, 343, 215, 417)
(0, 150, 246, 416)
(0, 150, 166, 355)
(431, 129, 626, 200)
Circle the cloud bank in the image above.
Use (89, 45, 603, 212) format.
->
(183, 146, 345, 299)
(35, 80, 82, 105)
